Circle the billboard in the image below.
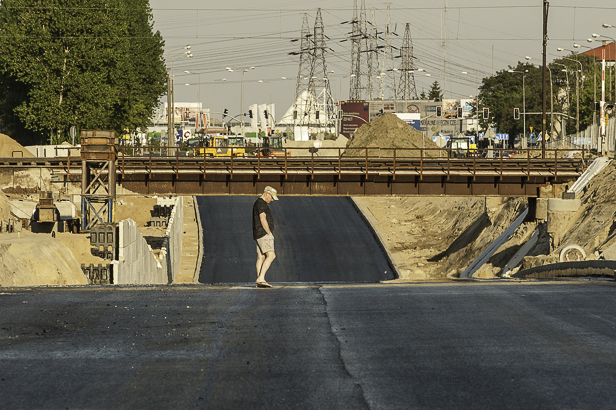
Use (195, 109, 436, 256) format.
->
(339, 101, 370, 138)
(164, 102, 203, 124)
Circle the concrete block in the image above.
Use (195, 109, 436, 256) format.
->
(10, 200, 37, 219)
(536, 198, 548, 220)
(603, 243, 616, 260)
(547, 198, 581, 212)
(54, 201, 76, 220)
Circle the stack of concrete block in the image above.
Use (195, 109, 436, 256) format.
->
(112, 218, 167, 285)
(161, 196, 184, 283)
(111, 196, 185, 285)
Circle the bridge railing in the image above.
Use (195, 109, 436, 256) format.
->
(112, 145, 590, 180)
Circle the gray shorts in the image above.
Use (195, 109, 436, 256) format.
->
(256, 233, 275, 254)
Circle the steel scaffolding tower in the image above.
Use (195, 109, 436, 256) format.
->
(397, 23, 418, 100)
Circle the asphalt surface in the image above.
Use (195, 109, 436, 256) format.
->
(2, 282, 616, 409)
(197, 196, 394, 284)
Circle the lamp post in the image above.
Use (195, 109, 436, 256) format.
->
(526, 56, 554, 139)
(184, 70, 208, 132)
(591, 34, 615, 101)
(462, 71, 480, 139)
(574, 42, 599, 129)
(225, 66, 255, 137)
(556, 49, 583, 135)
(166, 45, 192, 145)
(588, 36, 607, 154)
(508, 69, 528, 146)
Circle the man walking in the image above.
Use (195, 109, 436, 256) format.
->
(253, 186, 279, 288)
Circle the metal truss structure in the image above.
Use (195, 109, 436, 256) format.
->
(397, 23, 418, 100)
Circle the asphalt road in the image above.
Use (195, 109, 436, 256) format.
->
(197, 196, 394, 284)
(2, 282, 616, 409)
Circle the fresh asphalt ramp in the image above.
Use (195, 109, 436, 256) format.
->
(196, 196, 394, 284)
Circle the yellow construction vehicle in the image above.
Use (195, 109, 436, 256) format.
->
(193, 135, 245, 157)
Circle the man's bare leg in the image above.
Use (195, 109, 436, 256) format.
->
(256, 251, 276, 286)
(256, 253, 266, 279)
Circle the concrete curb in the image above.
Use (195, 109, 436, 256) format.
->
(193, 196, 204, 284)
(512, 260, 616, 279)
(348, 197, 399, 280)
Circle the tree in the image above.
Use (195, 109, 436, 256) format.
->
(0, 0, 166, 145)
(427, 81, 442, 101)
(477, 55, 601, 142)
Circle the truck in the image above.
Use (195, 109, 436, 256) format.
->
(447, 136, 478, 158)
(255, 135, 290, 158)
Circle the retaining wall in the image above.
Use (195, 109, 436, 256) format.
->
(112, 196, 184, 285)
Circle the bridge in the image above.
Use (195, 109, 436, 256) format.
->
(1, 146, 588, 197)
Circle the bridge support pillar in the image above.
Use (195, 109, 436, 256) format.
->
(525, 197, 537, 222)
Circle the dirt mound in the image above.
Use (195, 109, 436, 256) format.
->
(0, 190, 10, 222)
(0, 232, 88, 286)
(345, 113, 440, 157)
(0, 133, 34, 158)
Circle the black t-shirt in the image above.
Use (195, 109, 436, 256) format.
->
(252, 197, 274, 240)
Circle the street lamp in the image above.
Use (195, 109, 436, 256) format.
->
(461, 71, 481, 139)
(526, 56, 554, 141)
(591, 33, 615, 101)
(166, 45, 192, 145)
(574, 42, 599, 128)
(225, 66, 255, 136)
(588, 36, 610, 154)
(556, 48, 584, 134)
(184, 70, 209, 132)
(508, 69, 528, 146)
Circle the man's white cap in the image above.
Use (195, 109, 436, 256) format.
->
(264, 186, 279, 200)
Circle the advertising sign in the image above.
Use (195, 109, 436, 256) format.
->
(339, 101, 370, 138)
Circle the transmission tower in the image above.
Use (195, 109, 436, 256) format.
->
(309, 8, 335, 126)
(367, 8, 379, 100)
(359, 2, 371, 100)
(349, 0, 361, 100)
(294, 14, 312, 123)
(382, 3, 397, 99)
(397, 23, 418, 100)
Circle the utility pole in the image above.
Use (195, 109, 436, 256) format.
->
(167, 70, 173, 145)
(541, 0, 549, 158)
(601, 47, 606, 155)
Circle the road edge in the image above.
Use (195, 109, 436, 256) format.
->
(348, 197, 400, 280)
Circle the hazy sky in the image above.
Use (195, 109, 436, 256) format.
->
(148, 0, 616, 117)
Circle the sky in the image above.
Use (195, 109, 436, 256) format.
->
(148, 0, 616, 118)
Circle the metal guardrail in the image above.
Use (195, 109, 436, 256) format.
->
(0, 146, 590, 180)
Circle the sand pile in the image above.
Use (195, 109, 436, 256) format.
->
(345, 113, 439, 157)
(0, 190, 10, 222)
(0, 133, 34, 158)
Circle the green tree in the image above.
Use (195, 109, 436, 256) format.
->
(0, 0, 166, 145)
(427, 81, 443, 100)
(478, 55, 602, 141)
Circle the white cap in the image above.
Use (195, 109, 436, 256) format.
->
(263, 186, 279, 200)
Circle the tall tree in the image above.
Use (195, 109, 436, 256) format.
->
(427, 81, 443, 101)
(0, 0, 166, 145)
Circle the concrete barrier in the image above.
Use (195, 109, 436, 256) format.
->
(112, 196, 184, 285)
(112, 218, 166, 284)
